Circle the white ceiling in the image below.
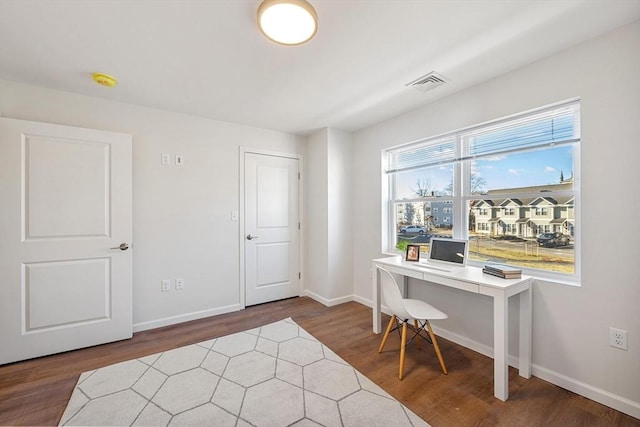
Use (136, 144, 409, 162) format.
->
(1, 0, 639, 135)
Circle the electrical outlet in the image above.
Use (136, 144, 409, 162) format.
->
(609, 327, 628, 350)
(175, 278, 184, 290)
(161, 279, 171, 292)
(161, 153, 170, 165)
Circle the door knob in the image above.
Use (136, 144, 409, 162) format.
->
(246, 234, 259, 240)
(110, 243, 129, 251)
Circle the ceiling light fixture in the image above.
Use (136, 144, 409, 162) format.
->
(257, 0, 318, 46)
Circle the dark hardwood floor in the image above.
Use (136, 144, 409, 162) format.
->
(1, 297, 638, 426)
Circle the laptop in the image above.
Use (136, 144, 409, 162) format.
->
(418, 237, 469, 272)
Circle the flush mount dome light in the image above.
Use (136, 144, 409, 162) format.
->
(258, 0, 318, 46)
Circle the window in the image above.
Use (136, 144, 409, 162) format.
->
(386, 100, 580, 278)
(535, 207, 548, 216)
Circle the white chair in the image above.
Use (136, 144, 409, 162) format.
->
(377, 267, 448, 379)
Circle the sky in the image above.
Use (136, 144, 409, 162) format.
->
(472, 145, 574, 190)
(395, 145, 574, 199)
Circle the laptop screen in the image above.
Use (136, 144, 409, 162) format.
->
(428, 238, 468, 266)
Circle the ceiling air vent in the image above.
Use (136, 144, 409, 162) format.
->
(406, 71, 449, 92)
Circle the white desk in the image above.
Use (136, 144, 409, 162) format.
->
(372, 256, 532, 401)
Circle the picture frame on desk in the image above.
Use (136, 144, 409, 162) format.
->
(406, 244, 420, 262)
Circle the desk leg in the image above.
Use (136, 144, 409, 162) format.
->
(402, 276, 408, 298)
(372, 264, 381, 334)
(519, 285, 532, 378)
(494, 293, 509, 401)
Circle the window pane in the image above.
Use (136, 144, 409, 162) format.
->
(388, 137, 455, 172)
(468, 198, 574, 274)
(393, 164, 454, 199)
(468, 109, 575, 157)
(471, 145, 574, 194)
(395, 201, 454, 254)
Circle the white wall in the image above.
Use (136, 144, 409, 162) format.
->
(305, 129, 330, 300)
(0, 80, 305, 330)
(327, 128, 353, 301)
(351, 21, 640, 417)
(305, 128, 354, 304)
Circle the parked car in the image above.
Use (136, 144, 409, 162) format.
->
(399, 225, 427, 234)
(398, 233, 431, 243)
(536, 232, 570, 247)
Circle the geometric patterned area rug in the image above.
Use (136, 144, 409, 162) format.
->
(60, 318, 430, 427)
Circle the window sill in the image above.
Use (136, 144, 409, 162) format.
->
(381, 251, 402, 258)
(467, 260, 581, 287)
(529, 275, 581, 287)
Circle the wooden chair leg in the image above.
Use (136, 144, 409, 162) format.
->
(414, 319, 421, 350)
(399, 321, 408, 380)
(425, 320, 448, 375)
(378, 315, 396, 353)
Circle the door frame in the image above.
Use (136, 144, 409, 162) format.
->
(239, 147, 304, 309)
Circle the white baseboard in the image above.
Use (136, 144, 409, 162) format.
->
(303, 290, 354, 307)
(356, 296, 640, 420)
(431, 327, 495, 358)
(132, 304, 242, 333)
(352, 294, 373, 307)
(531, 365, 640, 419)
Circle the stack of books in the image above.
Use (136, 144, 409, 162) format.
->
(482, 264, 522, 279)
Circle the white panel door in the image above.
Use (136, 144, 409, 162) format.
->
(244, 153, 299, 306)
(0, 118, 132, 364)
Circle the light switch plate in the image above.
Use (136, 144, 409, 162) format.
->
(175, 155, 184, 166)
